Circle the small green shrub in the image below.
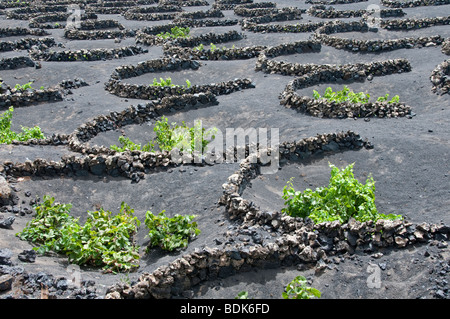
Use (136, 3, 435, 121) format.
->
(282, 163, 402, 224)
(144, 210, 200, 251)
(235, 291, 249, 299)
(194, 43, 204, 51)
(110, 136, 154, 153)
(16, 196, 141, 272)
(313, 86, 400, 104)
(0, 106, 45, 144)
(194, 43, 228, 53)
(150, 77, 191, 89)
(282, 276, 321, 299)
(14, 81, 34, 91)
(157, 26, 190, 39)
(376, 93, 400, 103)
(110, 116, 216, 154)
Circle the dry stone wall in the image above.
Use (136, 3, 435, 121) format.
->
(0, 27, 49, 37)
(0, 37, 56, 52)
(0, 56, 37, 70)
(430, 59, 450, 95)
(279, 95, 412, 118)
(64, 29, 136, 40)
(29, 46, 147, 62)
(163, 44, 267, 60)
(381, 0, 450, 7)
(380, 16, 450, 30)
(241, 20, 326, 33)
(315, 34, 444, 53)
(442, 38, 450, 55)
(0, 77, 87, 108)
(136, 30, 243, 47)
(256, 54, 411, 80)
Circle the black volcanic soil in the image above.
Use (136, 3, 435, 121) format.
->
(0, 0, 449, 300)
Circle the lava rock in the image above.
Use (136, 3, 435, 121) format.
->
(0, 215, 15, 229)
(0, 248, 12, 266)
(18, 249, 36, 263)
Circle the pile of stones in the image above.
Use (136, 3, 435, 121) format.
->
(234, 3, 302, 18)
(0, 37, 56, 52)
(430, 59, 450, 95)
(307, 5, 367, 19)
(136, 29, 243, 48)
(109, 57, 201, 81)
(138, 20, 239, 39)
(0, 1, 30, 9)
(0, 56, 38, 70)
(381, 0, 450, 8)
(0, 84, 63, 108)
(85, 6, 133, 14)
(256, 53, 411, 79)
(163, 43, 266, 60)
(379, 8, 406, 18)
(89, 0, 154, 7)
(173, 17, 239, 28)
(122, 4, 182, 20)
(241, 20, 326, 33)
(0, 77, 88, 108)
(279, 95, 412, 118)
(315, 34, 444, 53)
(106, 77, 255, 100)
(175, 8, 225, 20)
(76, 19, 125, 31)
(442, 38, 450, 55)
(29, 45, 147, 62)
(123, 8, 223, 21)
(27, 12, 98, 28)
(262, 40, 322, 58)
(316, 20, 369, 35)
(307, 5, 404, 19)
(0, 175, 15, 208)
(0, 247, 103, 299)
(239, 8, 304, 24)
(64, 29, 136, 40)
(0, 27, 49, 38)
(159, 0, 209, 6)
(212, 0, 253, 10)
(234, 1, 276, 13)
(58, 78, 89, 90)
(380, 16, 450, 30)
(306, 0, 368, 4)
(5, 5, 68, 20)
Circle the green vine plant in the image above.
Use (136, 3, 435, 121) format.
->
(16, 196, 202, 272)
(0, 106, 45, 144)
(110, 116, 217, 155)
(156, 26, 190, 39)
(234, 275, 321, 299)
(282, 276, 321, 299)
(150, 77, 191, 89)
(282, 163, 402, 224)
(235, 291, 249, 299)
(16, 196, 141, 273)
(313, 86, 400, 104)
(144, 210, 200, 252)
(194, 43, 231, 53)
